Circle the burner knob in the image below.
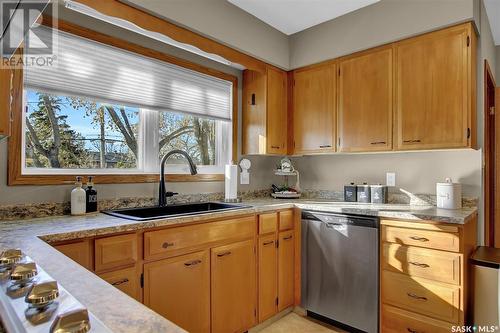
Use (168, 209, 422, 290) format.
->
(25, 280, 59, 308)
(50, 308, 91, 333)
(10, 262, 38, 283)
(0, 249, 23, 267)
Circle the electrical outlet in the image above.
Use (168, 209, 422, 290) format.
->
(386, 172, 396, 187)
(240, 170, 250, 185)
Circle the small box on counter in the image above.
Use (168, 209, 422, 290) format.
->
(370, 185, 388, 204)
(344, 183, 357, 202)
(357, 184, 371, 203)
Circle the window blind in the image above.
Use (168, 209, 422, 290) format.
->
(24, 27, 233, 121)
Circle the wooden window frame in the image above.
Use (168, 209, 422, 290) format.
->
(8, 18, 238, 185)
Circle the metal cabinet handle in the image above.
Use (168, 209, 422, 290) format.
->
(111, 278, 129, 286)
(319, 145, 332, 148)
(409, 261, 430, 268)
(326, 222, 342, 228)
(217, 251, 232, 257)
(162, 242, 174, 249)
(403, 139, 422, 143)
(283, 236, 293, 241)
(370, 141, 386, 145)
(406, 292, 427, 301)
(409, 236, 429, 242)
(263, 241, 275, 246)
(184, 259, 202, 267)
(407, 328, 419, 333)
(271, 145, 280, 149)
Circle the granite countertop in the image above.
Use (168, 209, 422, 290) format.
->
(0, 199, 477, 332)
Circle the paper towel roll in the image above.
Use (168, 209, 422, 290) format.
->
(225, 164, 238, 200)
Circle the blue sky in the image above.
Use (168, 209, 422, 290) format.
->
(26, 90, 139, 150)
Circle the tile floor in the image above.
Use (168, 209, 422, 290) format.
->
(257, 313, 346, 333)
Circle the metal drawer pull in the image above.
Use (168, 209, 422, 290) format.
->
(409, 261, 430, 268)
(370, 141, 386, 145)
(407, 292, 427, 301)
(112, 278, 129, 286)
(319, 145, 332, 148)
(271, 145, 280, 149)
(217, 251, 232, 257)
(162, 242, 174, 249)
(184, 259, 202, 267)
(409, 236, 429, 242)
(403, 139, 422, 143)
(263, 241, 275, 246)
(283, 236, 293, 241)
(407, 328, 419, 333)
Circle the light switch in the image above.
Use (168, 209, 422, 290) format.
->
(386, 172, 396, 187)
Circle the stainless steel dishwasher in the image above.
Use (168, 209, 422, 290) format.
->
(301, 210, 379, 333)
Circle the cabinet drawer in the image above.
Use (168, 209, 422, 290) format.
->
(382, 225, 460, 252)
(95, 234, 137, 272)
(382, 271, 460, 323)
(99, 267, 140, 301)
(144, 216, 255, 260)
(259, 213, 277, 234)
(383, 243, 461, 285)
(279, 210, 294, 231)
(382, 304, 453, 333)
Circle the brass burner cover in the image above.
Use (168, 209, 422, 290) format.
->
(25, 280, 59, 307)
(10, 262, 38, 281)
(50, 308, 91, 333)
(0, 249, 23, 266)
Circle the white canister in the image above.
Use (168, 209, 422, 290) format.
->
(436, 178, 462, 209)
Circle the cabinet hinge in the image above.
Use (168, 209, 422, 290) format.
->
(467, 35, 470, 47)
(276, 297, 279, 306)
(140, 273, 144, 288)
(467, 127, 471, 139)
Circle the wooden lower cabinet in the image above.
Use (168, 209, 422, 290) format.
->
(278, 230, 294, 311)
(98, 267, 141, 302)
(54, 240, 92, 270)
(144, 250, 210, 333)
(382, 304, 453, 333)
(258, 234, 278, 322)
(211, 239, 257, 333)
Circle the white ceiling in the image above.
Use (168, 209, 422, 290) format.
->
(227, 0, 380, 35)
(484, 0, 500, 45)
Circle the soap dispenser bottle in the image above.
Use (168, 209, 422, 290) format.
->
(71, 176, 86, 215)
(85, 176, 98, 213)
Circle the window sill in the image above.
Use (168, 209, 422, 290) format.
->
(8, 173, 224, 186)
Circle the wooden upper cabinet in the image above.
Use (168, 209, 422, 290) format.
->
(292, 63, 336, 154)
(0, 68, 12, 138)
(395, 23, 475, 150)
(211, 239, 256, 333)
(338, 47, 393, 152)
(242, 66, 287, 155)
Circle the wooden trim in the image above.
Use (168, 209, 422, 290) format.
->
(496, 87, 500, 248)
(74, 0, 267, 72)
(484, 60, 495, 246)
(0, 67, 12, 137)
(8, 19, 238, 185)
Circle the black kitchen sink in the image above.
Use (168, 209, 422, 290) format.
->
(102, 202, 251, 221)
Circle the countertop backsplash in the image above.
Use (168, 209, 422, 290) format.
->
(0, 188, 477, 221)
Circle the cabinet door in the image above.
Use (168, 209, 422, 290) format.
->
(99, 267, 141, 302)
(395, 24, 472, 150)
(258, 234, 278, 322)
(293, 63, 336, 154)
(54, 240, 92, 270)
(266, 67, 287, 155)
(212, 239, 256, 333)
(338, 48, 393, 152)
(242, 69, 267, 155)
(278, 230, 294, 311)
(144, 250, 210, 333)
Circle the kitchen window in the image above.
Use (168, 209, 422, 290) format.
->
(9, 23, 236, 184)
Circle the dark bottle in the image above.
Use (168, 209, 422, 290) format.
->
(85, 176, 98, 213)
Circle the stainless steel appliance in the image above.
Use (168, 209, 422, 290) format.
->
(301, 211, 379, 333)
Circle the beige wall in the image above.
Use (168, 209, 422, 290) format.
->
(289, 0, 475, 69)
(123, 0, 290, 69)
(497, 46, 500, 81)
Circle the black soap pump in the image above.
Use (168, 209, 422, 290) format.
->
(85, 176, 98, 213)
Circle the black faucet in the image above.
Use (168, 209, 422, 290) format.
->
(158, 150, 198, 206)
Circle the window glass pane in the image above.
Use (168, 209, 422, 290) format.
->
(24, 89, 140, 169)
(159, 112, 217, 166)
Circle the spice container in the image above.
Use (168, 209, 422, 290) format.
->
(371, 185, 388, 204)
(344, 183, 357, 202)
(356, 183, 371, 203)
